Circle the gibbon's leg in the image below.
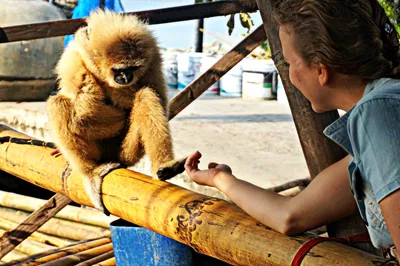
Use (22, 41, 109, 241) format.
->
(130, 87, 185, 180)
(61, 137, 122, 215)
(47, 95, 124, 214)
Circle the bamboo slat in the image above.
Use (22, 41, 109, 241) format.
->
(0, 217, 74, 247)
(0, 207, 109, 240)
(0, 0, 257, 43)
(0, 191, 116, 228)
(0, 193, 71, 259)
(0, 228, 55, 255)
(93, 257, 116, 266)
(266, 178, 310, 193)
(41, 243, 113, 266)
(75, 251, 113, 266)
(0, 250, 27, 263)
(255, 0, 373, 252)
(1, 237, 110, 266)
(0, 126, 395, 266)
(278, 186, 305, 197)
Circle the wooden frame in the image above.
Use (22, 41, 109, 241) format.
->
(0, 0, 391, 263)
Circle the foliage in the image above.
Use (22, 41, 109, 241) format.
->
(378, 0, 400, 33)
(195, 0, 254, 35)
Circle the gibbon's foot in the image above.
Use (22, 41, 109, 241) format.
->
(85, 162, 124, 216)
(157, 158, 187, 181)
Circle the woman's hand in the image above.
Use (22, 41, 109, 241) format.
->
(184, 151, 233, 187)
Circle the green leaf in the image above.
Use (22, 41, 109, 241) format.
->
(239, 12, 254, 33)
(227, 14, 235, 36)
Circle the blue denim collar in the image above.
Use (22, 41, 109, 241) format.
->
(323, 110, 354, 155)
(323, 79, 379, 155)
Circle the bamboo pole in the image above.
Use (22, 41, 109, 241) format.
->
(0, 228, 55, 255)
(0, 191, 116, 228)
(0, 0, 257, 44)
(0, 217, 74, 247)
(75, 251, 114, 266)
(266, 178, 310, 193)
(0, 207, 109, 240)
(1, 237, 110, 266)
(0, 193, 71, 259)
(254, 0, 374, 253)
(93, 257, 116, 266)
(278, 186, 305, 197)
(0, 126, 394, 265)
(1, 250, 27, 263)
(41, 243, 113, 266)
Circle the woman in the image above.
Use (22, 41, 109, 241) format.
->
(184, 0, 400, 258)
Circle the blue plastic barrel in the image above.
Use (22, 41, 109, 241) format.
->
(110, 219, 193, 266)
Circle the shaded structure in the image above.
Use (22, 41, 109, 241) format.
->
(0, 1, 395, 265)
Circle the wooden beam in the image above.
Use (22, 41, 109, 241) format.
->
(0, 193, 71, 259)
(255, 0, 375, 253)
(169, 25, 266, 119)
(0, 0, 258, 43)
(0, 126, 394, 266)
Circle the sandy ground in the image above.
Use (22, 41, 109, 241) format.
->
(167, 90, 309, 190)
(0, 89, 310, 198)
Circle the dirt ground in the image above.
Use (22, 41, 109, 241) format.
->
(166, 90, 310, 194)
(0, 89, 310, 198)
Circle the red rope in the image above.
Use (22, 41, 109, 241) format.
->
(291, 233, 371, 266)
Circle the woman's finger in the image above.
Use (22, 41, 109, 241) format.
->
(185, 151, 202, 173)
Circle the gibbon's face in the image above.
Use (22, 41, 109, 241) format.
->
(75, 23, 156, 89)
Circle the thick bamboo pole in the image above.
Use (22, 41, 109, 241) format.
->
(0, 191, 116, 228)
(0, 217, 73, 247)
(1, 237, 110, 266)
(0, 207, 109, 240)
(0, 126, 394, 266)
(255, 0, 373, 251)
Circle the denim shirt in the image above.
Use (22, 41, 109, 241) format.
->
(324, 78, 400, 249)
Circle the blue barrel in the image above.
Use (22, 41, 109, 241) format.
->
(110, 219, 193, 266)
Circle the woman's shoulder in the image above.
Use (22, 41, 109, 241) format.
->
(359, 78, 400, 105)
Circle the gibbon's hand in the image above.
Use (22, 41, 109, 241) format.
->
(184, 151, 233, 187)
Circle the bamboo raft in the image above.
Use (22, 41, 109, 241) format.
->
(0, 0, 398, 265)
(0, 191, 115, 265)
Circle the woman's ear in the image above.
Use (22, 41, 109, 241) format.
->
(317, 63, 329, 87)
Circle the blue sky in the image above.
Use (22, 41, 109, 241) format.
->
(121, 0, 263, 49)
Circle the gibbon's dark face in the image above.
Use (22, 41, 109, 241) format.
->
(112, 66, 138, 85)
(75, 20, 157, 89)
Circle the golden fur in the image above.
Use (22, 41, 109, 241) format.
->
(46, 10, 182, 213)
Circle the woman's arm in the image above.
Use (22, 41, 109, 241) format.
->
(185, 152, 358, 235)
(380, 191, 400, 260)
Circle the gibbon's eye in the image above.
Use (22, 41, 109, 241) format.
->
(112, 66, 138, 85)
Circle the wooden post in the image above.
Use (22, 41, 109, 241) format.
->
(0, 194, 71, 259)
(255, 0, 374, 253)
(0, 126, 394, 266)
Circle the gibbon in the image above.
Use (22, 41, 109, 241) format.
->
(46, 10, 185, 213)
